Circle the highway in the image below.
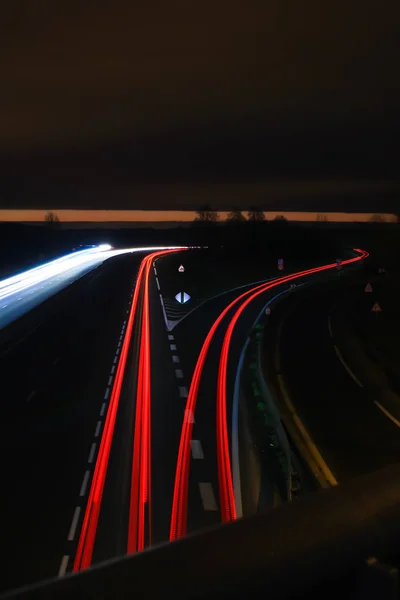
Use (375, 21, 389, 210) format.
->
(0, 246, 372, 595)
(0, 247, 185, 593)
(274, 285, 400, 482)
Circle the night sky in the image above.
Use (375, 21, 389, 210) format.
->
(0, 1, 399, 212)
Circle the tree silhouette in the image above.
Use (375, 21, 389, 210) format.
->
(247, 206, 265, 221)
(274, 214, 288, 224)
(194, 204, 219, 223)
(44, 211, 60, 227)
(227, 207, 246, 222)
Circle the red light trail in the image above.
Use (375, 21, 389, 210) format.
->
(171, 249, 368, 538)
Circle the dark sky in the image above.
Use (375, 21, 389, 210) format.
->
(0, 0, 399, 211)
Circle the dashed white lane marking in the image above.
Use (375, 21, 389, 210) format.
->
(191, 440, 204, 459)
(170, 344, 177, 350)
(26, 390, 36, 403)
(100, 402, 106, 416)
(179, 386, 188, 398)
(68, 506, 81, 541)
(58, 555, 69, 577)
(79, 471, 90, 497)
(156, 278, 160, 291)
(327, 315, 333, 337)
(88, 442, 97, 464)
(333, 344, 363, 387)
(104, 387, 110, 400)
(94, 421, 102, 438)
(154, 266, 157, 275)
(113, 355, 118, 364)
(117, 341, 121, 348)
(111, 365, 115, 374)
(1, 305, 7, 308)
(175, 369, 184, 378)
(185, 408, 195, 424)
(108, 376, 113, 386)
(374, 401, 400, 428)
(199, 482, 218, 511)
(168, 334, 174, 340)
(172, 355, 180, 363)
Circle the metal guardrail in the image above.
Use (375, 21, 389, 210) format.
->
(4, 464, 400, 599)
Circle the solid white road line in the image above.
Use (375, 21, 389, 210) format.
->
(170, 344, 177, 351)
(68, 507, 81, 541)
(179, 386, 188, 398)
(168, 334, 174, 340)
(159, 293, 170, 331)
(79, 471, 90, 497)
(88, 442, 97, 464)
(104, 387, 110, 400)
(333, 345, 363, 387)
(327, 315, 333, 337)
(94, 421, 102, 438)
(100, 402, 106, 416)
(58, 555, 69, 577)
(199, 482, 218, 511)
(175, 369, 184, 378)
(191, 440, 204, 459)
(172, 355, 180, 363)
(374, 401, 400, 428)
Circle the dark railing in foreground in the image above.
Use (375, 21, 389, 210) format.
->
(4, 465, 400, 600)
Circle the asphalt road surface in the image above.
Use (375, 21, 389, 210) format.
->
(277, 286, 400, 482)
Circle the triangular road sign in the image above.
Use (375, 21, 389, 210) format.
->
(365, 283, 373, 292)
(371, 302, 382, 312)
(178, 265, 185, 273)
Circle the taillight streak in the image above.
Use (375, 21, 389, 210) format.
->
(171, 249, 368, 539)
(73, 256, 147, 571)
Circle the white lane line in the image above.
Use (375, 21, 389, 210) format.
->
(100, 402, 106, 416)
(26, 390, 36, 403)
(191, 440, 204, 459)
(58, 555, 69, 577)
(374, 401, 400, 428)
(172, 355, 180, 364)
(175, 369, 184, 378)
(123, 320, 126, 325)
(79, 471, 90, 497)
(113, 355, 118, 364)
(156, 278, 160, 291)
(179, 386, 188, 398)
(168, 334, 174, 340)
(159, 293, 171, 331)
(67, 507, 81, 541)
(88, 442, 97, 464)
(111, 365, 115, 374)
(117, 341, 121, 348)
(199, 482, 218, 511)
(104, 387, 110, 400)
(327, 315, 333, 337)
(94, 421, 102, 438)
(333, 345, 363, 387)
(108, 376, 113, 386)
(1, 305, 7, 308)
(185, 408, 195, 424)
(170, 344, 177, 351)
(154, 266, 157, 275)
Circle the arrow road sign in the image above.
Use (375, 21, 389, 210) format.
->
(175, 292, 191, 304)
